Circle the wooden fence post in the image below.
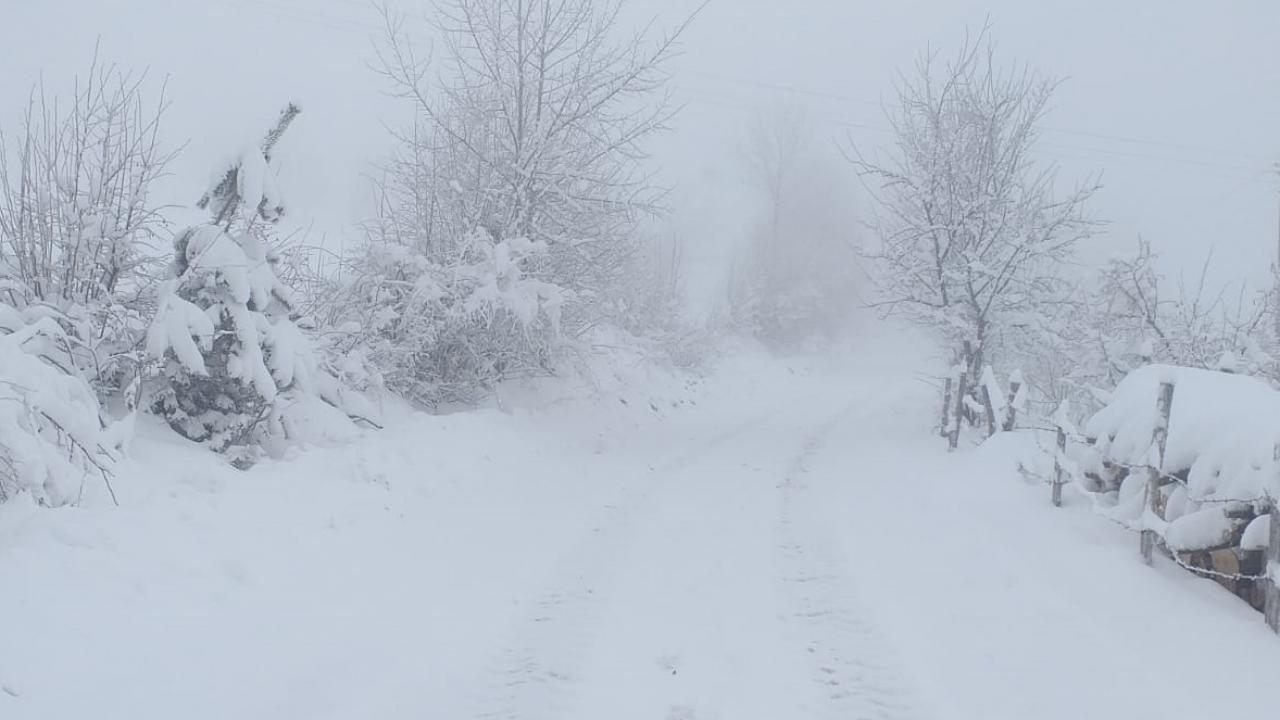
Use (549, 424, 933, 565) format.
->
(1141, 381, 1175, 565)
(941, 375, 953, 439)
(980, 381, 997, 438)
(1003, 372, 1022, 432)
(1052, 425, 1067, 507)
(1265, 498, 1280, 634)
(948, 369, 967, 451)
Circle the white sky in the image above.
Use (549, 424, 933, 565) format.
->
(2, 0, 1277, 311)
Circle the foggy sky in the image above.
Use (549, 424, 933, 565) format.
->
(2, 0, 1277, 313)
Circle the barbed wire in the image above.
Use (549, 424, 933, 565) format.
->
(1012, 424, 1275, 585)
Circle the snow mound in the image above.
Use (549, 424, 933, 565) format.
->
(1086, 364, 1280, 503)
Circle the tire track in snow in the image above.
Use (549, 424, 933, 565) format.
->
(777, 406, 931, 720)
(466, 405, 798, 720)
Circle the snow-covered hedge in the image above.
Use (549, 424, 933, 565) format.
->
(336, 229, 569, 407)
(1085, 364, 1280, 551)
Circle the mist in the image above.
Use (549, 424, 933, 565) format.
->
(4, 3, 1280, 719)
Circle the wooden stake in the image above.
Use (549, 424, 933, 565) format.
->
(1141, 381, 1175, 565)
(949, 370, 966, 451)
(1003, 377, 1021, 432)
(1265, 499, 1280, 634)
(980, 381, 996, 438)
(1052, 426, 1067, 507)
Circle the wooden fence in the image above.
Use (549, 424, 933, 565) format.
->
(1050, 380, 1280, 635)
(942, 366, 1280, 635)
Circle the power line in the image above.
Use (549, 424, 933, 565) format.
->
(194, 2, 1280, 183)
(671, 83, 1274, 184)
(680, 68, 1276, 166)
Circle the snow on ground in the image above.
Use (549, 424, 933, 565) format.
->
(3, 323, 1280, 719)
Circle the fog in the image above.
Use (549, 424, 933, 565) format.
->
(646, 0, 1280, 312)
(7, 3, 1280, 716)
(3, 0, 1275, 320)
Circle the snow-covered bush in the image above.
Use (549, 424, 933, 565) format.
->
(998, 239, 1278, 424)
(0, 306, 116, 506)
(0, 54, 172, 407)
(336, 227, 568, 407)
(1089, 239, 1274, 379)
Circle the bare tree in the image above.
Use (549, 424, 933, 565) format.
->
(743, 105, 815, 249)
(1000, 238, 1277, 426)
(852, 27, 1099, 383)
(0, 51, 172, 307)
(345, 0, 699, 404)
(375, 0, 698, 319)
(731, 105, 860, 344)
(1094, 239, 1274, 375)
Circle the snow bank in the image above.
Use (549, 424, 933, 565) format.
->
(1164, 505, 1242, 552)
(0, 316, 115, 506)
(1086, 364, 1280, 503)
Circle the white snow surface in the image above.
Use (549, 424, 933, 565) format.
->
(4, 327, 1280, 719)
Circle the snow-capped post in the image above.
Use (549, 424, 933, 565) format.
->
(949, 366, 967, 451)
(979, 383, 996, 437)
(1140, 380, 1175, 565)
(1050, 399, 1072, 507)
(1138, 338, 1154, 366)
(1264, 494, 1280, 634)
(979, 366, 1006, 438)
(1053, 427, 1067, 507)
(1003, 369, 1023, 432)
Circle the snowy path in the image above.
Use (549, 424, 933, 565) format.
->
(5, 333, 1280, 719)
(461, 372, 936, 720)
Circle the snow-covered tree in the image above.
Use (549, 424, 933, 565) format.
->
(853, 28, 1099, 384)
(354, 0, 696, 403)
(148, 105, 322, 466)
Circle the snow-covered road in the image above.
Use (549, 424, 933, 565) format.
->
(4, 330, 1280, 719)
(464, 386, 929, 720)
